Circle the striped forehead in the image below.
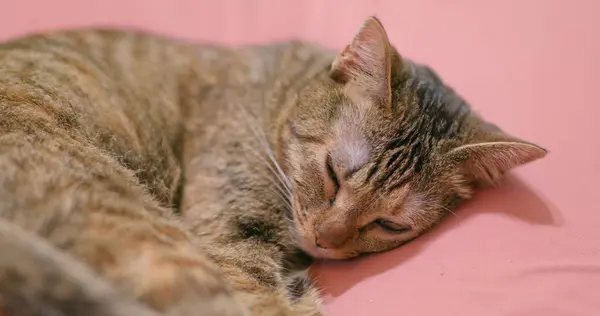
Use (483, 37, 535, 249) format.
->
(331, 103, 371, 177)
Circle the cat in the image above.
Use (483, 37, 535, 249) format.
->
(0, 16, 546, 316)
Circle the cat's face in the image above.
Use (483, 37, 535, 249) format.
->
(281, 17, 546, 259)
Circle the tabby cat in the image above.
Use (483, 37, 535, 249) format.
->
(0, 16, 545, 315)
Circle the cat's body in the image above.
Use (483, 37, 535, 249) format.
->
(0, 17, 545, 316)
(0, 27, 331, 316)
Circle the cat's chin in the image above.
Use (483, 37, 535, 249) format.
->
(297, 237, 326, 259)
(289, 217, 352, 259)
(296, 237, 355, 260)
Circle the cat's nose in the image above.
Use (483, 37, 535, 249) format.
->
(314, 223, 349, 249)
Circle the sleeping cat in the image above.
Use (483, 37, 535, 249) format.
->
(0, 16, 545, 315)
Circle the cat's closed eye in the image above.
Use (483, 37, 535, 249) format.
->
(324, 154, 339, 205)
(372, 219, 411, 234)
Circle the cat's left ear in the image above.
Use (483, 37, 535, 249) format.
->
(447, 129, 547, 186)
(330, 16, 393, 107)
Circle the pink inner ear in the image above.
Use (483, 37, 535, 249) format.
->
(330, 45, 360, 84)
(330, 17, 393, 106)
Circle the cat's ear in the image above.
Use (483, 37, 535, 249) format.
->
(447, 130, 547, 186)
(330, 16, 393, 106)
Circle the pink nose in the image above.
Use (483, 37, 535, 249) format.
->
(314, 223, 350, 249)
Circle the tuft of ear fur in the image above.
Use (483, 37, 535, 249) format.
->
(330, 16, 393, 106)
(447, 133, 547, 187)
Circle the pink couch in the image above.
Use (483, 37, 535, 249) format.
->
(2, 1, 599, 315)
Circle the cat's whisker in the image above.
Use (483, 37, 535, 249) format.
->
(241, 142, 292, 201)
(261, 140, 292, 192)
(268, 186, 293, 211)
(232, 102, 293, 198)
(276, 192, 293, 210)
(222, 110, 293, 211)
(414, 190, 462, 221)
(267, 177, 291, 203)
(283, 216, 295, 226)
(236, 102, 292, 193)
(231, 114, 290, 192)
(254, 129, 293, 195)
(426, 201, 461, 220)
(242, 153, 293, 212)
(232, 126, 294, 213)
(443, 207, 461, 220)
(248, 163, 292, 209)
(241, 154, 293, 212)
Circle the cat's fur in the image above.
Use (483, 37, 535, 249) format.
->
(0, 17, 545, 315)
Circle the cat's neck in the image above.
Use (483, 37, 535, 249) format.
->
(179, 41, 335, 258)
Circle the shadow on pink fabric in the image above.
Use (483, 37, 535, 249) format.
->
(1, 1, 598, 315)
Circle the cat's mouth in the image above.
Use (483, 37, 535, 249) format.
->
(292, 222, 356, 260)
(289, 199, 357, 259)
(288, 211, 329, 258)
(297, 239, 359, 260)
(297, 237, 326, 258)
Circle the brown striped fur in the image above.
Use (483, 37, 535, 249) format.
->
(0, 17, 545, 315)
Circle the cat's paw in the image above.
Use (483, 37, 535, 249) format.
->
(235, 291, 322, 316)
(230, 274, 323, 316)
(288, 273, 324, 316)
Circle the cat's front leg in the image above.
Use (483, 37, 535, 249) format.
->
(201, 241, 323, 316)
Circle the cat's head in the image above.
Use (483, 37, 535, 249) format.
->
(281, 16, 546, 259)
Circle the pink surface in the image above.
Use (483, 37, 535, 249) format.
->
(2, 1, 599, 315)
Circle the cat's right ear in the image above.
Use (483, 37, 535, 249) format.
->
(446, 130, 547, 187)
(330, 16, 393, 107)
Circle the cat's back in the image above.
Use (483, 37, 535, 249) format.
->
(0, 28, 207, 205)
(0, 28, 202, 97)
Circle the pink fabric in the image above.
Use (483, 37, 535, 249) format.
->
(2, 1, 599, 315)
